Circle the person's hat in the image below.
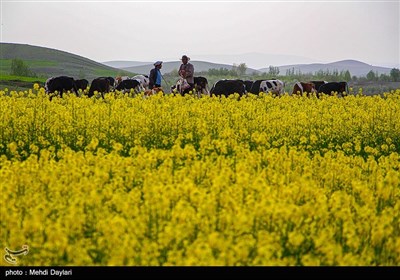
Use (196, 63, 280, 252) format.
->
(181, 55, 190, 61)
(154, 61, 162, 66)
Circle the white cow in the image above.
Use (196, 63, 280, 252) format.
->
(171, 78, 191, 95)
(259, 79, 285, 96)
(115, 76, 130, 87)
(132, 75, 150, 90)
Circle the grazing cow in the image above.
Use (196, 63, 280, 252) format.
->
(259, 79, 285, 95)
(318, 82, 349, 96)
(75, 79, 89, 92)
(210, 79, 246, 97)
(310, 80, 328, 92)
(97, 77, 115, 90)
(44, 77, 54, 92)
(144, 86, 164, 97)
(243, 80, 254, 93)
(170, 84, 178, 93)
(115, 76, 130, 87)
(88, 77, 111, 98)
(171, 78, 192, 95)
(193, 76, 210, 96)
(115, 79, 141, 93)
(250, 79, 285, 95)
(292, 82, 316, 96)
(132, 75, 150, 90)
(249, 80, 265, 94)
(45, 76, 78, 97)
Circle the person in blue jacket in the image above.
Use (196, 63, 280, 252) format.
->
(149, 61, 163, 89)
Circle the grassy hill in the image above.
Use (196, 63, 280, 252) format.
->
(0, 43, 132, 81)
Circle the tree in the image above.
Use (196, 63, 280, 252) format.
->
(366, 70, 376, 81)
(344, 70, 351, 82)
(10, 59, 30, 76)
(390, 68, 400, 81)
(208, 67, 231, 76)
(268, 65, 280, 76)
(379, 73, 390, 82)
(231, 63, 247, 77)
(286, 68, 295, 76)
(236, 63, 247, 76)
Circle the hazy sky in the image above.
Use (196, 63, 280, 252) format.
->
(1, 0, 399, 68)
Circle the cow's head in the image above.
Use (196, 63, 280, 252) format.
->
(339, 82, 348, 93)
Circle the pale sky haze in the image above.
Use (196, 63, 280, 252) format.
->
(1, 0, 399, 68)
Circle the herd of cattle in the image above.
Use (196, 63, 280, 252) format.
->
(209, 79, 348, 97)
(44, 75, 349, 98)
(45, 75, 150, 98)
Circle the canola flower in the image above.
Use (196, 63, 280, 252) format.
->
(0, 88, 400, 266)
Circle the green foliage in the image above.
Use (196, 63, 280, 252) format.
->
(234, 63, 247, 76)
(268, 65, 280, 76)
(0, 74, 45, 83)
(379, 73, 391, 82)
(367, 70, 377, 81)
(390, 68, 400, 82)
(10, 59, 36, 77)
(344, 70, 351, 82)
(207, 67, 238, 77)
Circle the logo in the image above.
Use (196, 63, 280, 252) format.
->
(4, 245, 29, 265)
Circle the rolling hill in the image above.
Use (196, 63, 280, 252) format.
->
(102, 60, 152, 68)
(193, 52, 318, 69)
(0, 43, 132, 80)
(260, 60, 393, 77)
(121, 61, 261, 75)
(109, 59, 393, 77)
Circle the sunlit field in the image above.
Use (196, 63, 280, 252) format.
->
(1, 86, 399, 266)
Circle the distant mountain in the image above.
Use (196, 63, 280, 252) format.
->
(260, 59, 393, 77)
(102, 60, 152, 68)
(0, 43, 131, 80)
(122, 60, 261, 75)
(193, 52, 319, 69)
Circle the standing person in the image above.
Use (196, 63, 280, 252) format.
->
(178, 55, 194, 94)
(149, 61, 163, 89)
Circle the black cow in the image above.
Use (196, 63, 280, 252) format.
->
(88, 78, 111, 98)
(98, 77, 115, 90)
(249, 80, 264, 94)
(210, 79, 246, 97)
(115, 79, 141, 92)
(244, 80, 254, 92)
(193, 76, 209, 96)
(310, 81, 327, 92)
(318, 82, 349, 96)
(45, 76, 78, 97)
(75, 79, 89, 92)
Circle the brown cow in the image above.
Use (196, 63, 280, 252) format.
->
(144, 86, 164, 97)
(292, 82, 316, 96)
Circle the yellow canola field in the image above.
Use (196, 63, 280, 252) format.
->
(1, 88, 400, 265)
